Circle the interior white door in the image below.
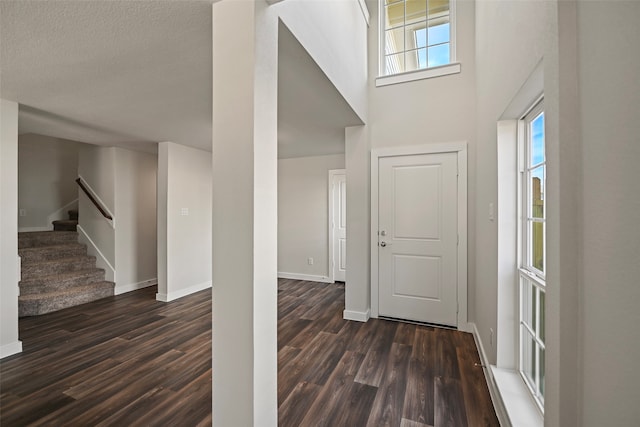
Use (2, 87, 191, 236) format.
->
(378, 152, 458, 326)
(332, 172, 347, 282)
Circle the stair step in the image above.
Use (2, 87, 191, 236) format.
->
(21, 255, 97, 279)
(53, 220, 78, 232)
(19, 282, 115, 317)
(18, 231, 78, 249)
(68, 210, 79, 220)
(19, 243, 87, 263)
(19, 268, 106, 295)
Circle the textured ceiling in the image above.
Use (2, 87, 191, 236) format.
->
(1, 1, 213, 151)
(0, 1, 360, 157)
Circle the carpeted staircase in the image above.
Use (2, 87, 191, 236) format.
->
(52, 209, 79, 231)
(18, 231, 115, 317)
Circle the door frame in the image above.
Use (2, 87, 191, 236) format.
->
(370, 142, 468, 329)
(328, 169, 346, 283)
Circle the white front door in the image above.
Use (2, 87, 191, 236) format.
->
(331, 172, 347, 282)
(378, 152, 458, 326)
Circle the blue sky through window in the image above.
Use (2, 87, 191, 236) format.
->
(428, 23, 450, 45)
(415, 23, 450, 69)
(531, 113, 545, 165)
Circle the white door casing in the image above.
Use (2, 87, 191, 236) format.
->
(329, 170, 346, 282)
(371, 143, 468, 329)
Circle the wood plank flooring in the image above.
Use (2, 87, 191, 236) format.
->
(0, 286, 212, 427)
(0, 279, 499, 426)
(277, 279, 499, 427)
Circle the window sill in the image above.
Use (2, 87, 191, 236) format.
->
(491, 366, 544, 427)
(375, 62, 461, 87)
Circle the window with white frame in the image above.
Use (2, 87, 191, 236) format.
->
(519, 98, 546, 410)
(380, 0, 455, 76)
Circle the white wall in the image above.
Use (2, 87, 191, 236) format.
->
(18, 133, 80, 231)
(275, 0, 368, 122)
(344, 125, 370, 319)
(475, 0, 640, 425)
(0, 99, 22, 359)
(78, 144, 157, 290)
(114, 147, 157, 294)
(78, 144, 116, 279)
(474, 1, 585, 425)
(343, 0, 477, 320)
(577, 1, 640, 425)
(278, 154, 344, 281)
(474, 0, 548, 366)
(156, 142, 211, 302)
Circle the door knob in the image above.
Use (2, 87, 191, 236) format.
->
(380, 241, 387, 247)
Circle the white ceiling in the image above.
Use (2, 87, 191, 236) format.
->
(0, 1, 361, 158)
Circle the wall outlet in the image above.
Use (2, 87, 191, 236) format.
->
(307, 257, 314, 265)
(19, 209, 26, 217)
(490, 328, 494, 346)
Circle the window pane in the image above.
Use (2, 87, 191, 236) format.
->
(405, 48, 427, 72)
(427, 43, 450, 67)
(531, 283, 537, 334)
(530, 112, 545, 166)
(522, 327, 536, 386)
(406, 0, 427, 22)
(539, 346, 545, 399)
(385, 2, 405, 29)
(385, 27, 405, 54)
(539, 290, 545, 342)
(406, 22, 427, 50)
(531, 221, 544, 272)
(530, 166, 544, 218)
(429, 0, 449, 16)
(521, 277, 534, 329)
(428, 21, 450, 46)
(385, 52, 405, 75)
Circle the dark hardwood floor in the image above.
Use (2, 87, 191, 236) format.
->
(0, 279, 498, 426)
(277, 279, 499, 427)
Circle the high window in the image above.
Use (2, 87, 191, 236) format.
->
(519, 99, 546, 410)
(380, 0, 455, 76)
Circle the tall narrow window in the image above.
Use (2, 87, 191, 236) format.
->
(519, 99, 546, 410)
(380, 0, 454, 76)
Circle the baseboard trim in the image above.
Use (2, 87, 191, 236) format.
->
(77, 225, 116, 282)
(18, 226, 51, 232)
(0, 340, 23, 359)
(469, 322, 511, 427)
(115, 278, 157, 295)
(278, 272, 332, 284)
(156, 281, 212, 302)
(343, 309, 370, 322)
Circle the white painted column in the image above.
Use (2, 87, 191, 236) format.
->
(212, 1, 278, 426)
(545, 2, 581, 425)
(156, 142, 169, 301)
(343, 125, 371, 322)
(0, 99, 23, 359)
